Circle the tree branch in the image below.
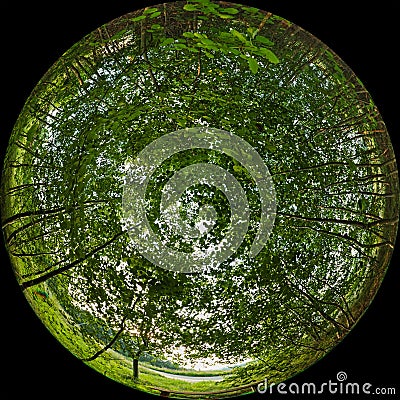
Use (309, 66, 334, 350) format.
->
(82, 295, 141, 362)
(20, 231, 125, 290)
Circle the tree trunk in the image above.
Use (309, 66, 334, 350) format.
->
(133, 352, 141, 380)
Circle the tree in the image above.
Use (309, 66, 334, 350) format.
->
(1, 0, 398, 397)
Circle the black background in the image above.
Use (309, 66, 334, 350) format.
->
(0, 1, 398, 399)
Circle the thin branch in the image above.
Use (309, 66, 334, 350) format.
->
(82, 295, 141, 362)
(20, 231, 125, 290)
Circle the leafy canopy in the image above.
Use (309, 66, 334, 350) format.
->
(1, 0, 398, 397)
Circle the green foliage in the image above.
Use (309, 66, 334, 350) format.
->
(1, 0, 398, 398)
(248, 57, 259, 74)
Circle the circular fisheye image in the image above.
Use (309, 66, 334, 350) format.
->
(1, 1, 398, 398)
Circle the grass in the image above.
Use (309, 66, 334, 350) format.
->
(141, 362, 232, 377)
(24, 283, 97, 360)
(86, 354, 242, 398)
(140, 368, 228, 393)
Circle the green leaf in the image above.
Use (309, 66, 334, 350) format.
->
(173, 43, 187, 50)
(248, 57, 259, 74)
(219, 31, 233, 39)
(143, 7, 158, 14)
(177, 118, 187, 127)
(150, 11, 162, 19)
(183, 31, 195, 38)
(208, 45, 220, 51)
(244, 45, 258, 53)
(229, 48, 240, 55)
(231, 29, 247, 43)
(110, 29, 127, 41)
(198, 42, 219, 51)
(255, 35, 274, 46)
(247, 27, 259, 38)
(160, 38, 174, 46)
(131, 15, 147, 22)
(241, 6, 259, 13)
(218, 14, 234, 19)
(201, 38, 216, 46)
(183, 4, 200, 11)
(259, 48, 279, 63)
(223, 7, 240, 14)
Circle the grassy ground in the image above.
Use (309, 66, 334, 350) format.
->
(141, 362, 232, 377)
(25, 283, 98, 360)
(87, 354, 241, 397)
